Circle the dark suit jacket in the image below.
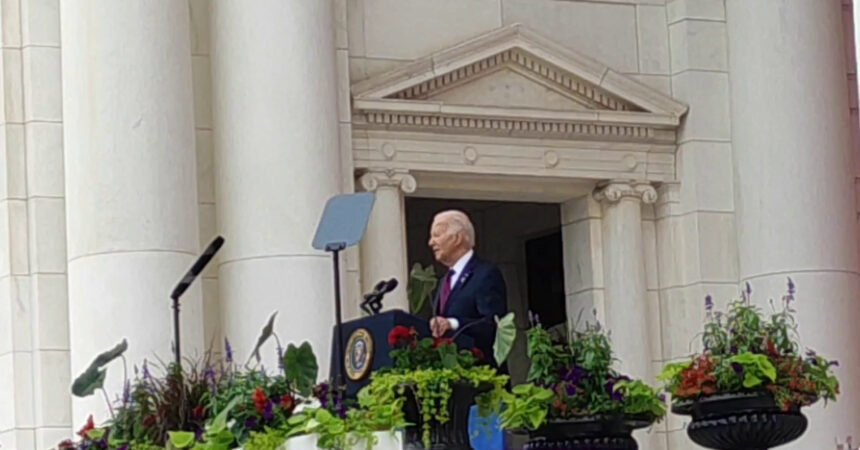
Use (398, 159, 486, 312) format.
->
(432, 255, 507, 363)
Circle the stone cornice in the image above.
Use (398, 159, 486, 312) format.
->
(350, 24, 687, 145)
(593, 180, 658, 205)
(359, 170, 417, 194)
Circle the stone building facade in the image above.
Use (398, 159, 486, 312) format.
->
(1, 1, 859, 449)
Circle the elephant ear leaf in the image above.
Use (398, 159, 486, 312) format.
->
(284, 342, 318, 396)
(71, 339, 128, 397)
(247, 311, 278, 364)
(494, 312, 517, 365)
(407, 263, 437, 314)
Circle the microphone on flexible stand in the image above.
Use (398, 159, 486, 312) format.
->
(361, 278, 398, 315)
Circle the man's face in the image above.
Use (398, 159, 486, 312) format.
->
(428, 219, 460, 267)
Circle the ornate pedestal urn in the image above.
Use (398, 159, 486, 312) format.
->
(402, 382, 487, 450)
(672, 392, 808, 450)
(521, 414, 651, 450)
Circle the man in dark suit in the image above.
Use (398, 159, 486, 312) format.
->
(428, 210, 507, 363)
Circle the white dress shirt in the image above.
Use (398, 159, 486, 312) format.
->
(444, 250, 473, 330)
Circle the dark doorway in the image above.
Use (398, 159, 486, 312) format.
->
(525, 231, 566, 329)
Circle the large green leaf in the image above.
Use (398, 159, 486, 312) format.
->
(493, 312, 516, 365)
(247, 311, 278, 364)
(407, 263, 437, 314)
(71, 339, 128, 397)
(168, 431, 196, 449)
(209, 396, 239, 434)
(284, 341, 318, 396)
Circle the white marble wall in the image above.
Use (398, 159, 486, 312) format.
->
(0, 0, 71, 447)
(189, 0, 221, 351)
(661, 1, 737, 448)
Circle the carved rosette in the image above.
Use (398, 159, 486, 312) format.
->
(359, 170, 417, 194)
(593, 180, 658, 205)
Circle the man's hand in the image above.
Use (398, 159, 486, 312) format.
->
(430, 316, 452, 338)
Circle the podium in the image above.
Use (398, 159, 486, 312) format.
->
(330, 309, 474, 398)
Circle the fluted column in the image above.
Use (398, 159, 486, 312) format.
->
(359, 170, 416, 311)
(60, 2, 202, 423)
(211, 1, 341, 372)
(593, 181, 656, 381)
(727, 1, 860, 445)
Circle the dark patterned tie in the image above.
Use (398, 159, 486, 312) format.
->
(438, 269, 455, 314)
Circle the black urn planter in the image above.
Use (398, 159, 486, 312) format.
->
(521, 414, 652, 450)
(402, 381, 489, 450)
(671, 391, 808, 450)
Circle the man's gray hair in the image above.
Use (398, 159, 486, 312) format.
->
(434, 210, 475, 249)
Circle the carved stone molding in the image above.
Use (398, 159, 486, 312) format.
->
(359, 170, 417, 194)
(593, 180, 658, 205)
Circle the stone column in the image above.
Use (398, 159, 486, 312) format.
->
(60, 2, 202, 423)
(593, 181, 656, 381)
(727, 1, 860, 445)
(359, 171, 415, 312)
(210, 1, 341, 372)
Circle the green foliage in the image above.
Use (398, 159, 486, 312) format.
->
(167, 431, 195, 448)
(407, 263, 437, 314)
(659, 281, 841, 411)
(493, 312, 517, 365)
(613, 380, 666, 418)
(72, 339, 128, 397)
(361, 365, 507, 448)
(502, 320, 665, 431)
(498, 384, 554, 431)
(729, 352, 776, 388)
(283, 342, 318, 396)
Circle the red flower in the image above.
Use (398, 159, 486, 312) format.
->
(58, 440, 75, 449)
(192, 405, 205, 419)
(388, 326, 416, 347)
(433, 337, 454, 348)
(280, 393, 296, 414)
(253, 387, 267, 415)
(77, 414, 95, 438)
(470, 348, 484, 361)
(142, 414, 157, 427)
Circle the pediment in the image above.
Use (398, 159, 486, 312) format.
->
(352, 24, 688, 143)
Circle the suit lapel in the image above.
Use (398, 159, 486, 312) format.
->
(442, 256, 477, 316)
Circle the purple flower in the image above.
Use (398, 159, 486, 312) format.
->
(787, 278, 795, 296)
(245, 417, 258, 430)
(604, 379, 624, 402)
(658, 393, 666, 403)
(745, 282, 752, 296)
(122, 380, 131, 404)
(224, 338, 234, 363)
(142, 360, 151, 381)
(730, 345, 738, 354)
(565, 384, 577, 396)
(204, 366, 216, 385)
(731, 362, 743, 375)
(117, 445, 128, 450)
(560, 365, 586, 385)
(263, 400, 274, 421)
(830, 360, 840, 367)
(704, 295, 713, 312)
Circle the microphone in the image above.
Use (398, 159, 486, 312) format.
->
(361, 277, 398, 315)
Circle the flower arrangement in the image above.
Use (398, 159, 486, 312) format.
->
(658, 280, 840, 411)
(57, 312, 406, 450)
(499, 315, 666, 431)
(358, 316, 515, 448)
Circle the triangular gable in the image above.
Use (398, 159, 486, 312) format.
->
(351, 24, 687, 143)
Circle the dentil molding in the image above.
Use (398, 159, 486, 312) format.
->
(593, 180, 658, 204)
(359, 170, 417, 194)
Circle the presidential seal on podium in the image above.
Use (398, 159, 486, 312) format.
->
(345, 328, 373, 381)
